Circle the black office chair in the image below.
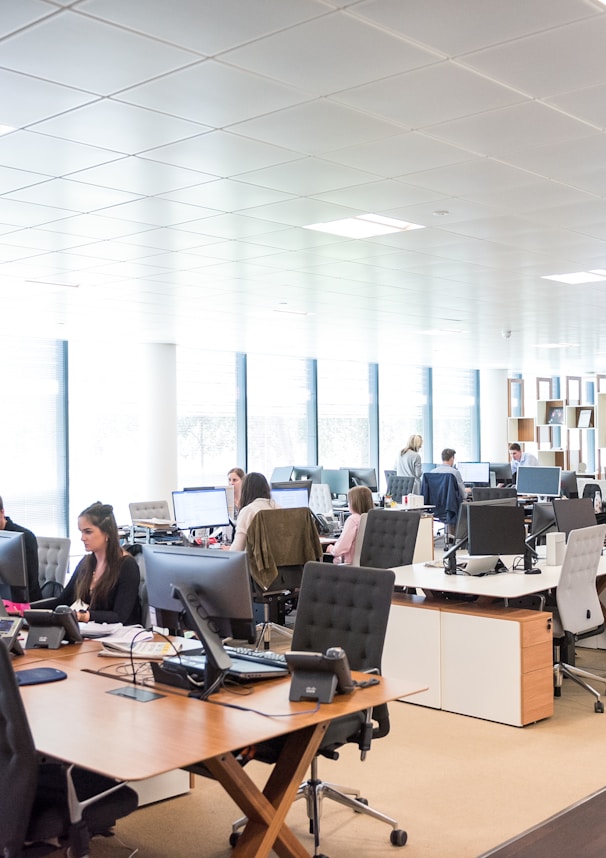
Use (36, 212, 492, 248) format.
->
(358, 508, 420, 569)
(386, 475, 415, 503)
(231, 561, 406, 856)
(421, 471, 462, 544)
(0, 642, 138, 858)
(471, 486, 518, 502)
(246, 507, 323, 647)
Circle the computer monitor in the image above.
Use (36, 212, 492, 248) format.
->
(142, 544, 256, 640)
(516, 466, 561, 499)
(292, 465, 323, 484)
(489, 462, 513, 484)
(172, 488, 231, 530)
(560, 471, 579, 499)
(270, 466, 294, 482)
(528, 502, 557, 548)
(454, 497, 518, 546)
(552, 498, 597, 540)
(271, 486, 309, 508)
(457, 462, 490, 486)
(0, 531, 28, 603)
(270, 479, 312, 498)
(322, 469, 350, 498)
(343, 468, 378, 491)
(467, 503, 527, 559)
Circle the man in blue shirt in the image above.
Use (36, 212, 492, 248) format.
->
(509, 443, 538, 477)
(433, 448, 470, 502)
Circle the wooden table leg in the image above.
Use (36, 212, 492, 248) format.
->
(205, 721, 328, 858)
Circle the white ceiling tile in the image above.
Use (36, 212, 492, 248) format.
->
(237, 158, 378, 196)
(116, 60, 309, 129)
(547, 82, 606, 128)
(68, 157, 216, 196)
(4, 178, 142, 213)
(141, 131, 300, 176)
(157, 179, 294, 212)
(79, 0, 326, 54)
(313, 179, 440, 211)
(334, 61, 526, 128)
(426, 102, 592, 157)
(464, 16, 606, 99)
(31, 100, 210, 154)
(0, 68, 98, 128)
(222, 12, 437, 95)
(0, 12, 198, 94)
(0, 130, 123, 175)
(355, 0, 594, 57)
(230, 99, 404, 156)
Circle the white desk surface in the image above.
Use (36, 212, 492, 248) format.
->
(391, 557, 573, 599)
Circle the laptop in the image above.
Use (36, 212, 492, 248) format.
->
(459, 555, 500, 576)
(163, 652, 289, 682)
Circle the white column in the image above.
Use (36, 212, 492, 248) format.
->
(138, 343, 178, 505)
(479, 369, 509, 461)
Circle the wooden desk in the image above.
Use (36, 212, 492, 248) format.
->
(18, 646, 422, 858)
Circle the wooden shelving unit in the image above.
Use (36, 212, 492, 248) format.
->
(507, 417, 535, 443)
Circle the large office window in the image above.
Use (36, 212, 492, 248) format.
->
(176, 348, 238, 488)
(246, 354, 314, 478)
(378, 364, 427, 487)
(1, 337, 67, 536)
(431, 368, 479, 462)
(318, 360, 371, 468)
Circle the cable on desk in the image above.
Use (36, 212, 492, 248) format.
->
(204, 697, 321, 718)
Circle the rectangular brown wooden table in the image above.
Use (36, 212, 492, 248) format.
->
(17, 642, 423, 858)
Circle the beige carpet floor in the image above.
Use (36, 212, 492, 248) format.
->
(42, 647, 606, 858)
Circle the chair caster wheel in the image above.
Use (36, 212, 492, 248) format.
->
(391, 828, 408, 846)
(595, 700, 604, 713)
(229, 832, 241, 847)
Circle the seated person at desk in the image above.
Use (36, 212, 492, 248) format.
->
(325, 486, 373, 565)
(509, 442, 538, 478)
(228, 466, 245, 518)
(228, 473, 281, 552)
(395, 434, 423, 494)
(35, 501, 141, 625)
(434, 448, 471, 501)
(0, 493, 42, 602)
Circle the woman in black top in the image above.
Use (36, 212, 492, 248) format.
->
(53, 501, 141, 626)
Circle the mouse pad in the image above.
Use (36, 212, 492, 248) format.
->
(15, 667, 68, 686)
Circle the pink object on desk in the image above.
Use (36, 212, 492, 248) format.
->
(2, 600, 30, 615)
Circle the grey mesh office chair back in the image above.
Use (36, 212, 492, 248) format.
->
(386, 475, 415, 503)
(37, 535, 70, 598)
(471, 487, 518, 502)
(359, 508, 420, 569)
(553, 523, 606, 712)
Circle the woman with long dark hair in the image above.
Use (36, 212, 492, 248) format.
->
(42, 502, 141, 625)
(229, 473, 280, 552)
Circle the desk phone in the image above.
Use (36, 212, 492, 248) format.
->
(0, 616, 24, 655)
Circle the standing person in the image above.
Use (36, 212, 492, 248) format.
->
(433, 448, 470, 502)
(395, 434, 423, 494)
(38, 502, 141, 625)
(509, 443, 538, 478)
(228, 467, 245, 517)
(0, 494, 42, 602)
(229, 473, 281, 552)
(325, 486, 374, 565)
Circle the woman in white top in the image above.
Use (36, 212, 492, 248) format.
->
(229, 472, 280, 552)
(326, 486, 374, 565)
(395, 434, 423, 494)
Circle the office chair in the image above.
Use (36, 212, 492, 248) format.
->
(471, 486, 518, 502)
(309, 482, 335, 519)
(37, 535, 70, 598)
(245, 507, 323, 647)
(0, 643, 138, 858)
(351, 512, 369, 566)
(128, 500, 174, 543)
(421, 471, 462, 545)
(358, 508, 420, 570)
(386, 475, 415, 503)
(552, 524, 606, 713)
(231, 561, 405, 856)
